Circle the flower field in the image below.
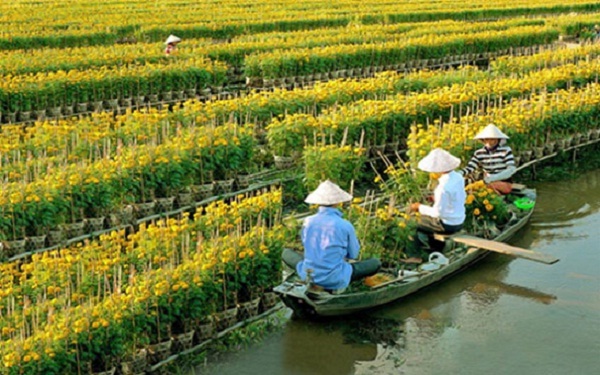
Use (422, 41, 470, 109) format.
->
(2, 0, 600, 373)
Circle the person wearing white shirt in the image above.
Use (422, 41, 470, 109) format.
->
(407, 148, 466, 260)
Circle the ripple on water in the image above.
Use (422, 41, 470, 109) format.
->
(533, 182, 599, 225)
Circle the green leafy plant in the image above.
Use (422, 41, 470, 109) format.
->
(464, 180, 510, 235)
(23, 188, 68, 236)
(266, 114, 314, 157)
(303, 144, 367, 191)
(0, 203, 27, 241)
(346, 201, 417, 266)
(211, 123, 256, 180)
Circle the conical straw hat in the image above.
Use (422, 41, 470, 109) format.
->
(417, 148, 461, 173)
(474, 123, 509, 139)
(304, 180, 353, 205)
(164, 35, 182, 45)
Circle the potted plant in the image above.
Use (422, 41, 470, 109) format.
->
(0, 202, 28, 257)
(266, 114, 313, 158)
(464, 180, 510, 237)
(76, 80, 92, 113)
(303, 144, 367, 192)
(191, 148, 215, 201)
(19, 89, 34, 121)
(145, 296, 174, 365)
(79, 313, 124, 375)
(212, 124, 256, 192)
(23, 187, 67, 250)
(46, 81, 64, 117)
(80, 173, 117, 232)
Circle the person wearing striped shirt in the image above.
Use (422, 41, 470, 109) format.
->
(460, 124, 516, 195)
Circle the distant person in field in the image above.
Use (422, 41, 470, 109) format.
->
(164, 34, 181, 56)
(460, 123, 516, 195)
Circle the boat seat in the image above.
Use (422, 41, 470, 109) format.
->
(433, 231, 464, 242)
(305, 284, 344, 298)
(433, 233, 451, 241)
(432, 231, 466, 254)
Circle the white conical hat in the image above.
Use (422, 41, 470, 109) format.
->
(164, 35, 182, 45)
(474, 123, 509, 139)
(305, 180, 353, 205)
(417, 148, 461, 173)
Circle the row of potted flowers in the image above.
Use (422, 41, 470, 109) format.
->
(2, 57, 600, 245)
(5, 0, 593, 51)
(1, 89, 212, 124)
(0, 122, 258, 244)
(0, 43, 593, 175)
(264, 57, 600, 159)
(1, 46, 593, 244)
(0, 57, 227, 118)
(406, 82, 600, 166)
(0, 189, 286, 373)
(255, 44, 547, 88)
(243, 25, 558, 79)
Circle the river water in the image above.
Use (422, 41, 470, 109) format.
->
(193, 170, 600, 375)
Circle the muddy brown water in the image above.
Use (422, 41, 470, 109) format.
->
(193, 170, 600, 375)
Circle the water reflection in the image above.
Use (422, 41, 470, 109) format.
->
(286, 316, 406, 375)
(338, 315, 405, 348)
(280, 319, 379, 375)
(352, 257, 559, 374)
(469, 280, 556, 305)
(279, 315, 409, 374)
(529, 170, 600, 246)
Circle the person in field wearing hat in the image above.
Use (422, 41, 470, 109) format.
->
(282, 180, 381, 293)
(460, 123, 516, 195)
(407, 148, 466, 260)
(164, 34, 181, 56)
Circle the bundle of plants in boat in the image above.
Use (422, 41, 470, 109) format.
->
(464, 180, 510, 237)
(346, 202, 418, 268)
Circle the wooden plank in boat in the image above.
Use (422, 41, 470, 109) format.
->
(435, 234, 559, 265)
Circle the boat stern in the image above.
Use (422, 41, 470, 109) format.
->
(274, 281, 323, 318)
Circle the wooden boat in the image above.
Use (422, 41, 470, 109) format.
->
(274, 185, 553, 318)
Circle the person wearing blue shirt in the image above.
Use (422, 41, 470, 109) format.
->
(282, 180, 381, 293)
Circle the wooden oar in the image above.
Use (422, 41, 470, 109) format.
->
(435, 234, 559, 265)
